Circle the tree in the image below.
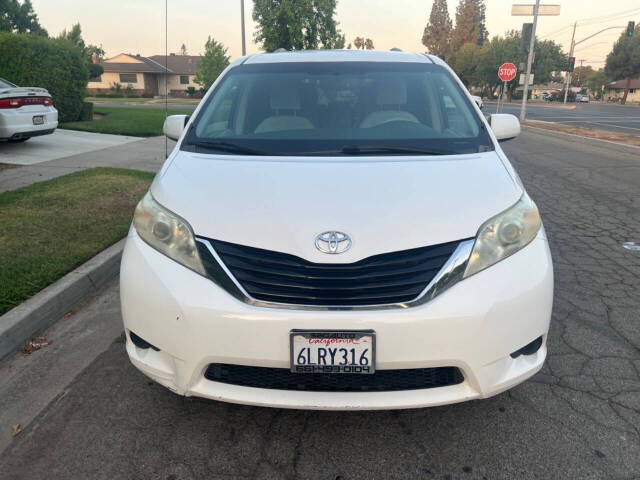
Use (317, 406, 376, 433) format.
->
(605, 25, 640, 104)
(194, 36, 230, 90)
(57, 23, 104, 79)
(452, 31, 566, 100)
(353, 37, 374, 50)
(452, 42, 481, 86)
(582, 69, 608, 99)
(252, 0, 343, 51)
(422, 0, 452, 60)
(0, 0, 47, 35)
(451, 0, 487, 55)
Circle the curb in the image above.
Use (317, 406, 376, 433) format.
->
(521, 125, 640, 155)
(0, 239, 125, 360)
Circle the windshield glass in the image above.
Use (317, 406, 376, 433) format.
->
(184, 62, 492, 156)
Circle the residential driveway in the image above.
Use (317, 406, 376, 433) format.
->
(0, 128, 639, 479)
(0, 129, 142, 166)
(0, 135, 174, 194)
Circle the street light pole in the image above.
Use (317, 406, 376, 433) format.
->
(240, 0, 246, 56)
(519, 0, 540, 122)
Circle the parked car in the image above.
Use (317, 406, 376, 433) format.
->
(471, 94, 483, 109)
(575, 93, 589, 103)
(0, 78, 58, 142)
(121, 50, 553, 410)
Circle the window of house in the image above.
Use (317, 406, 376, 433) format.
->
(180, 75, 190, 85)
(88, 76, 102, 83)
(119, 73, 137, 83)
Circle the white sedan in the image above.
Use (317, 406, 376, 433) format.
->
(0, 78, 58, 142)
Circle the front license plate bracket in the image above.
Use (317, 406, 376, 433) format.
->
(290, 330, 376, 374)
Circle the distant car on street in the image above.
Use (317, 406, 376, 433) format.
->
(0, 78, 58, 142)
(471, 95, 483, 109)
(575, 94, 589, 103)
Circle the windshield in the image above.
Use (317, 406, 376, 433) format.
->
(184, 61, 492, 156)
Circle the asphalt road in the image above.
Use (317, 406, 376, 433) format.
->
(486, 101, 640, 135)
(1, 129, 640, 479)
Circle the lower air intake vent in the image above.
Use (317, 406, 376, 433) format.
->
(204, 364, 464, 392)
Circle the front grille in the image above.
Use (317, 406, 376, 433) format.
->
(200, 238, 461, 307)
(204, 364, 464, 392)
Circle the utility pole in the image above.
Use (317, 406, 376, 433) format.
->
(563, 22, 577, 104)
(519, 0, 540, 122)
(240, 0, 246, 56)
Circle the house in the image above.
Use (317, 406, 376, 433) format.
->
(604, 78, 640, 103)
(87, 53, 202, 97)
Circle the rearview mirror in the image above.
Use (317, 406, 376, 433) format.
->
(163, 115, 190, 141)
(489, 114, 520, 142)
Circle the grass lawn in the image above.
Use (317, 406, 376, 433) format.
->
(0, 167, 154, 315)
(85, 97, 150, 104)
(60, 106, 193, 137)
(86, 97, 200, 105)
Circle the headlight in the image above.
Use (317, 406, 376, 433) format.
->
(133, 191, 205, 275)
(464, 193, 541, 278)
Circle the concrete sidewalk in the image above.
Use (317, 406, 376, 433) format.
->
(0, 135, 173, 193)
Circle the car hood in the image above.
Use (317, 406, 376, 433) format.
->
(152, 151, 521, 263)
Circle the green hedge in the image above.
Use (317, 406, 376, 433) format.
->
(0, 33, 88, 122)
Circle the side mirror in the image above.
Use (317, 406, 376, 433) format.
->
(163, 115, 190, 141)
(489, 114, 520, 142)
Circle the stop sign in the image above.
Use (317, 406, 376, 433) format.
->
(498, 63, 518, 82)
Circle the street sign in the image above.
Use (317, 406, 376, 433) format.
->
(511, 4, 560, 15)
(519, 73, 533, 85)
(498, 63, 518, 82)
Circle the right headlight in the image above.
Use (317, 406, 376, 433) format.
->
(132, 191, 205, 275)
(464, 193, 541, 278)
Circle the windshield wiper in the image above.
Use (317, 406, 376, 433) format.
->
(189, 140, 268, 156)
(340, 145, 451, 155)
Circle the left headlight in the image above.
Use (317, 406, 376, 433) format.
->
(133, 191, 205, 275)
(464, 193, 541, 278)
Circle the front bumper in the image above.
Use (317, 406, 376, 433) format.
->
(120, 230, 553, 410)
(0, 106, 58, 140)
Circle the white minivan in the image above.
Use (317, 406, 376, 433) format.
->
(121, 50, 553, 410)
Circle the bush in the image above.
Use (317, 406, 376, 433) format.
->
(0, 33, 88, 122)
(78, 102, 93, 121)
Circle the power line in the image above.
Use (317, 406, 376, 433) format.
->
(575, 6, 640, 25)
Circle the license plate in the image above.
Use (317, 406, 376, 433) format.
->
(32, 115, 44, 125)
(290, 330, 375, 374)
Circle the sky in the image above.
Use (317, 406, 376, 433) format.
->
(31, 0, 640, 68)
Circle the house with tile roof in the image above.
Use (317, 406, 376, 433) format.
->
(87, 53, 202, 97)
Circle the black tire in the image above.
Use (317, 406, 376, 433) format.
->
(9, 137, 29, 143)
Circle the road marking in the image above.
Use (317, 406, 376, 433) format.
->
(586, 122, 640, 132)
